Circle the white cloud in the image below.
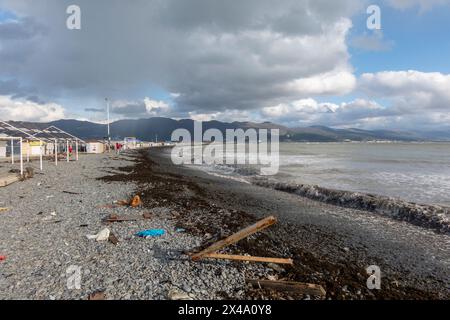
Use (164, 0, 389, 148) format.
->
(359, 70, 450, 111)
(0, 0, 359, 114)
(0, 95, 65, 122)
(262, 98, 387, 127)
(143, 98, 170, 115)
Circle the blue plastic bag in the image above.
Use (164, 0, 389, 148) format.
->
(135, 229, 165, 238)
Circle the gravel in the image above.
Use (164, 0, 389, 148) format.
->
(0, 152, 268, 300)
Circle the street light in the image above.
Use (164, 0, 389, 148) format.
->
(105, 97, 111, 152)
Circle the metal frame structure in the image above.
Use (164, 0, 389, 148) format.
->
(0, 121, 43, 175)
(1, 121, 85, 174)
(29, 125, 86, 165)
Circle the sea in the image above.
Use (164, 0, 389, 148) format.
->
(176, 142, 450, 207)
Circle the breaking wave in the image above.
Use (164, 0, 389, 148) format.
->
(252, 178, 450, 234)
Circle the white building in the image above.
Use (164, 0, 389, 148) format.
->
(0, 140, 6, 158)
(86, 141, 105, 154)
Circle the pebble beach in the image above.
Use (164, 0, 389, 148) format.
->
(0, 149, 449, 300)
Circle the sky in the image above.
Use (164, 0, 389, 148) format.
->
(0, 0, 449, 131)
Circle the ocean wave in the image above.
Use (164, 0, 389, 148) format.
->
(252, 178, 450, 235)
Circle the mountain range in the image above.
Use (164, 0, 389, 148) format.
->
(7, 118, 450, 142)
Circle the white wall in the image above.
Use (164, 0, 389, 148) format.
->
(0, 141, 6, 158)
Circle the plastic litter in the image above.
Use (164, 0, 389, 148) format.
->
(86, 228, 111, 241)
(0, 255, 6, 262)
(135, 229, 165, 238)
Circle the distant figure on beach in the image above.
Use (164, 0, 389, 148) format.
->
(116, 142, 122, 154)
(69, 145, 73, 156)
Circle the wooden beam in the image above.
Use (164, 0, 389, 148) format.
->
(204, 253, 293, 265)
(191, 216, 277, 261)
(0, 175, 20, 187)
(246, 279, 326, 297)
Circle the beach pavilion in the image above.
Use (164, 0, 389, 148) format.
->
(29, 125, 86, 165)
(0, 120, 44, 175)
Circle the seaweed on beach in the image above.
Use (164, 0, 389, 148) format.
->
(100, 149, 447, 300)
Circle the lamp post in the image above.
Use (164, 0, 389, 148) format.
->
(105, 98, 111, 152)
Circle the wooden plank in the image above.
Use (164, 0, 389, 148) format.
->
(203, 253, 293, 265)
(0, 175, 19, 187)
(246, 279, 326, 297)
(191, 216, 277, 261)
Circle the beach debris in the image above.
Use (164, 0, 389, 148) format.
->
(114, 195, 142, 208)
(175, 228, 186, 233)
(201, 253, 293, 265)
(108, 232, 119, 245)
(168, 289, 193, 300)
(190, 216, 289, 265)
(0, 174, 20, 187)
(130, 195, 142, 208)
(135, 229, 165, 238)
(86, 228, 111, 241)
(115, 199, 130, 206)
(0, 207, 10, 213)
(0, 255, 6, 262)
(50, 211, 57, 216)
(63, 190, 82, 195)
(88, 290, 106, 300)
(246, 279, 326, 297)
(104, 213, 153, 223)
(104, 214, 139, 223)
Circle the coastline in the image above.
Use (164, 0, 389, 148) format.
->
(127, 148, 449, 299)
(1, 149, 448, 300)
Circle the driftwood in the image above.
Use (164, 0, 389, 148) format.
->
(246, 279, 326, 297)
(104, 213, 152, 223)
(191, 216, 289, 265)
(203, 253, 293, 265)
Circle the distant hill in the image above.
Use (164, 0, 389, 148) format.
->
(7, 118, 450, 142)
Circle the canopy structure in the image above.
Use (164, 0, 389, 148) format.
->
(0, 120, 41, 175)
(1, 121, 85, 174)
(29, 125, 85, 164)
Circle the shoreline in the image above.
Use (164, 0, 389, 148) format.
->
(1, 149, 448, 300)
(118, 148, 449, 299)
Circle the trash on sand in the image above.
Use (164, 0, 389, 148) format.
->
(115, 199, 130, 206)
(168, 289, 193, 300)
(135, 229, 165, 238)
(114, 195, 142, 208)
(0, 207, 10, 213)
(0, 255, 6, 262)
(50, 211, 57, 216)
(190, 216, 290, 265)
(104, 214, 138, 223)
(175, 228, 186, 233)
(63, 190, 82, 195)
(108, 232, 119, 245)
(246, 279, 326, 297)
(86, 228, 111, 241)
(202, 253, 293, 265)
(88, 290, 106, 300)
(130, 195, 142, 208)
